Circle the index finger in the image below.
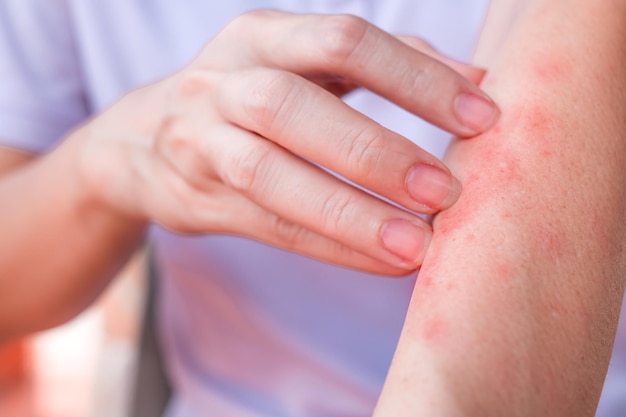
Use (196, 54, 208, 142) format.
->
(215, 11, 499, 137)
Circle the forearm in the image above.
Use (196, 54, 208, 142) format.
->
(0, 134, 145, 340)
(375, 1, 626, 416)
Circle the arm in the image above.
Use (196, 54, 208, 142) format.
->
(374, 1, 626, 415)
(0, 141, 146, 340)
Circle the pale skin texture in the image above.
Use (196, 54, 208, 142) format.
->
(374, 0, 626, 416)
(4, 3, 622, 415)
(0, 11, 498, 339)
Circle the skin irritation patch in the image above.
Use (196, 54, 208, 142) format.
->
(421, 317, 448, 344)
(443, 124, 564, 263)
(413, 96, 567, 344)
(519, 106, 558, 159)
(531, 53, 572, 85)
(436, 101, 559, 238)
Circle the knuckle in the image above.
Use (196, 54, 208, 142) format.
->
(155, 73, 216, 164)
(154, 114, 222, 186)
(225, 142, 274, 194)
(342, 125, 387, 175)
(319, 190, 358, 236)
(241, 70, 300, 132)
(154, 114, 197, 163)
(172, 69, 216, 101)
(216, 11, 284, 52)
(229, 9, 274, 30)
(317, 14, 369, 66)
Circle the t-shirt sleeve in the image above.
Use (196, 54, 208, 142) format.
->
(0, 0, 88, 154)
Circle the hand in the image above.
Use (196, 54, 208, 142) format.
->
(76, 10, 499, 275)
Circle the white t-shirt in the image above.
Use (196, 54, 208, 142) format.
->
(0, 1, 624, 416)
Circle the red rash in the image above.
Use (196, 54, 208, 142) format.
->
(436, 102, 558, 237)
(413, 96, 567, 344)
(532, 54, 571, 85)
(421, 317, 448, 344)
(521, 106, 557, 159)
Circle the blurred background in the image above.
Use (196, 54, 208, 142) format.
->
(0, 252, 147, 417)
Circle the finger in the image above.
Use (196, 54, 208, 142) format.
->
(216, 11, 499, 137)
(239, 211, 414, 276)
(140, 150, 412, 276)
(198, 123, 433, 269)
(216, 68, 461, 214)
(396, 36, 487, 85)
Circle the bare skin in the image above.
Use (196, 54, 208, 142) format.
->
(374, 1, 626, 416)
(0, 11, 498, 339)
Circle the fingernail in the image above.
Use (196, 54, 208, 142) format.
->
(406, 164, 461, 210)
(381, 219, 430, 264)
(455, 92, 499, 133)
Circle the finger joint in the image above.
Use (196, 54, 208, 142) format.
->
(342, 125, 387, 176)
(317, 14, 369, 67)
(241, 70, 301, 135)
(319, 190, 358, 237)
(225, 141, 274, 195)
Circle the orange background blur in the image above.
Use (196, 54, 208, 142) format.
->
(0, 252, 146, 417)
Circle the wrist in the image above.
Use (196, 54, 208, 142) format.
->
(69, 81, 172, 228)
(54, 128, 148, 232)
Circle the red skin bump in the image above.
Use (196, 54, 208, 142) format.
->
(532, 54, 571, 84)
(419, 249, 439, 274)
(414, 254, 446, 306)
(524, 106, 554, 133)
(421, 318, 447, 344)
(436, 208, 464, 237)
(497, 262, 514, 280)
(495, 155, 521, 183)
(418, 274, 433, 289)
(492, 124, 503, 135)
(515, 105, 558, 160)
(417, 253, 441, 292)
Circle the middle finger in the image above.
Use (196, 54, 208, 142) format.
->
(216, 67, 461, 214)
